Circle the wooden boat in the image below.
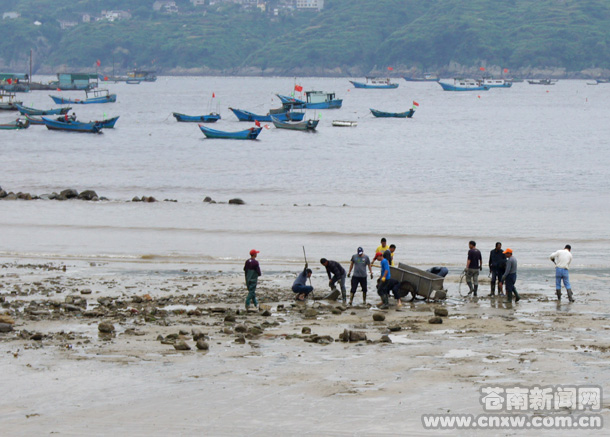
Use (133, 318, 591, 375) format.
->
(332, 120, 357, 127)
(403, 73, 439, 82)
(596, 79, 609, 84)
(0, 118, 29, 130)
(370, 108, 415, 118)
(277, 91, 342, 109)
(199, 125, 262, 140)
(229, 107, 304, 122)
(438, 79, 490, 91)
(270, 116, 319, 131)
(480, 78, 512, 88)
(173, 112, 221, 123)
(93, 116, 120, 128)
(0, 91, 22, 111)
(41, 116, 103, 133)
(126, 80, 141, 85)
(527, 79, 555, 85)
(24, 114, 45, 125)
(16, 103, 71, 116)
(349, 78, 398, 89)
(49, 88, 117, 105)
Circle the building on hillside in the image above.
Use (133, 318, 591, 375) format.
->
(3, 12, 21, 19)
(101, 10, 132, 21)
(58, 20, 78, 30)
(190, 0, 206, 5)
(153, 1, 179, 13)
(295, 0, 323, 11)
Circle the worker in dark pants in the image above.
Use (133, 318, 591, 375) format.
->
(320, 258, 347, 304)
(502, 248, 520, 303)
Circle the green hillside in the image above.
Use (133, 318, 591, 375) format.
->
(1, 0, 610, 76)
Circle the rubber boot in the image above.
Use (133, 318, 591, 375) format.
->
(567, 289, 574, 303)
(473, 284, 478, 297)
(556, 289, 561, 301)
(349, 293, 355, 306)
(488, 284, 495, 297)
(379, 294, 389, 309)
(341, 290, 347, 305)
(362, 292, 367, 305)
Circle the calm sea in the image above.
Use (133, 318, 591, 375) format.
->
(1, 77, 609, 273)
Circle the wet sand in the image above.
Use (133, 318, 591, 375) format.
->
(1, 259, 609, 435)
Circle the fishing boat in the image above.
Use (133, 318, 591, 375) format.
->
(199, 125, 262, 140)
(277, 91, 342, 109)
(0, 118, 29, 130)
(230, 108, 304, 122)
(16, 103, 71, 116)
(370, 108, 415, 118)
(438, 79, 490, 91)
(173, 112, 221, 123)
(49, 88, 117, 105)
(596, 79, 609, 84)
(0, 91, 22, 111)
(93, 116, 119, 128)
(126, 80, 141, 85)
(332, 120, 357, 127)
(24, 114, 45, 125)
(349, 77, 399, 89)
(527, 79, 555, 85)
(403, 73, 439, 82)
(41, 116, 103, 133)
(270, 116, 319, 131)
(480, 78, 512, 88)
(128, 70, 157, 82)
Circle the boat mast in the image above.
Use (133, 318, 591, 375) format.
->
(29, 49, 32, 84)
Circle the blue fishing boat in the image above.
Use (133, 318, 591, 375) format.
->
(49, 88, 117, 105)
(277, 91, 342, 109)
(41, 116, 103, 133)
(173, 112, 221, 123)
(0, 91, 22, 111)
(16, 103, 72, 116)
(403, 73, 439, 82)
(438, 79, 490, 91)
(0, 118, 29, 130)
(24, 114, 45, 125)
(229, 108, 304, 122)
(199, 125, 262, 140)
(349, 78, 399, 89)
(370, 108, 415, 118)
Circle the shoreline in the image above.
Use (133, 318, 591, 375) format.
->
(1, 259, 608, 434)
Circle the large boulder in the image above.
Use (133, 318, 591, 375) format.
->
(78, 190, 98, 201)
(60, 189, 79, 199)
(228, 198, 245, 205)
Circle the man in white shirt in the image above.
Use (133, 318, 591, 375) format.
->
(550, 244, 573, 302)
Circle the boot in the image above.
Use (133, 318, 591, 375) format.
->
(362, 292, 367, 305)
(342, 290, 347, 305)
(378, 294, 389, 309)
(488, 284, 495, 297)
(556, 290, 561, 301)
(473, 284, 478, 297)
(567, 289, 574, 303)
(349, 293, 355, 306)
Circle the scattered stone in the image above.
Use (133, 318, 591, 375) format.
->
(434, 308, 449, 317)
(248, 326, 263, 336)
(304, 308, 318, 319)
(203, 196, 212, 202)
(261, 309, 271, 317)
(0, 315, 15, 324)
(228, 198, 245, 205)
(428, 317, 443, 324)
(234, 334, 246, 344)
(331, 308, 342, 315)
(302, 327, 312, 334)
(196, 340, 209, 350)
(224, 314, 236, 323)
(380, 334, 392, 343)
(174, 341, 191, 351)
(388, 325, 402, 332)
(98, 321, 115, 333)
(234, 324, 247, 333)
(0, 323, 13, 333)
(30, 333, 43, 341)
(60, 189, 78, 199)
(132, 196, 141, 202)
(192, 329, 208, 341)
(77, 190, 98, 201)
(80, 289, 92, 295)
(372, 313, 386, 322)
(340, 329, 367, 342)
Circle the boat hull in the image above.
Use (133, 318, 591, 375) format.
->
(16, 104, 71, 116)
(332, 120, 357, 127)
(350, 81, 398, 89)
(403, 76, 439, 82)
(41, 116, 102, 133)
(271, 117, 319, 131)
(438, 82, 490, 91)
(173, 112, 221, 123)
(24, 114, 45, 125)
(370, 108, 414, 118)
(276, 94, 342, 109)
(49, 94, 117, 104)
(199, 125, 262, 140)
(93, 116, 119, 128)
(230, 108, 304, 122)
(0, 119, 29, 130)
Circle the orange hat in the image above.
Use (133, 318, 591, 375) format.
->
(503, 248, 513, 254)
(374, 252, 383, 259)
(249, 249, 260, 256)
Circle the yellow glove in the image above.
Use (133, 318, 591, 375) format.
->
(381, 277, 386, 282)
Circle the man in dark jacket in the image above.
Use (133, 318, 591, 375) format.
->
(244, 249, 262, 310)
(488, 242, 507, 297)
(320, 258, 347, 304)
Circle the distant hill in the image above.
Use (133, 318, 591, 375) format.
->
(1, 0, 610, 77)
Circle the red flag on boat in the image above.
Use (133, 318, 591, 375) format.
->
(412, 101, 419, 106)
(104, 76, 108, 81)
(96, 59, 101, 67)
(212, 92, 215, 98)
(503, 68, 509, 73)
(387, 67, 393, 71)
(294, 84, 303, 92)
(255, 120, 261, 127)
(479, 67, 485, 71)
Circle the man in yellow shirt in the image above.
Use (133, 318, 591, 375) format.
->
(372, 238, 389, 265)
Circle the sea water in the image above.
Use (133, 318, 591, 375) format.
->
(1, 77, 609, 278)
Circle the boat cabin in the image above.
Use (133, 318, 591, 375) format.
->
(128, 70, 157, 82)
(0, 90, 22, 110)
(305, 91, 337, 104)
(86, 88, 112, 99)
(453, 78, 481, 87)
